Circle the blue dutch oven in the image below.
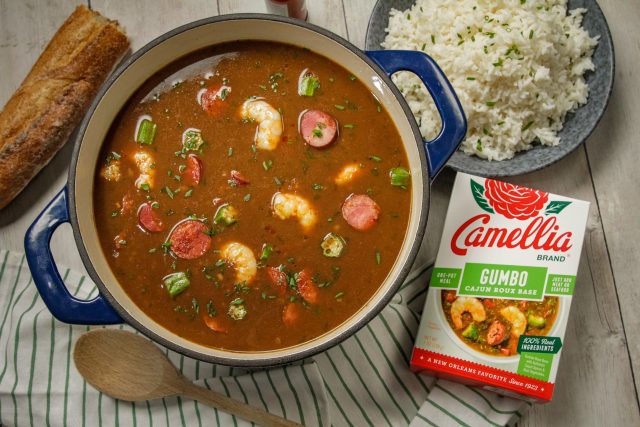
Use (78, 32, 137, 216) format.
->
(24, 14, 466, 366)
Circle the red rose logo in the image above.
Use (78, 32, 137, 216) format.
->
(483, 179, 549, 220)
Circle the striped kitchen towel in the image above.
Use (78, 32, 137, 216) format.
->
(0, 249, 527, 426)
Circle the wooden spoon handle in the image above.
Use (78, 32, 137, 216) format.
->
(180, 380, 303, 427)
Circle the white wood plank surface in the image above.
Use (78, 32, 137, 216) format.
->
(91, 0, 219, 51)
(584, 0, 640, 396)
(0, 0, 639, 425)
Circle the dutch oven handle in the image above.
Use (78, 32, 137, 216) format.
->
(366, 50, 467, 180)
(24, 187, 123, 324)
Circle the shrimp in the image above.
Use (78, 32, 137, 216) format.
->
(500, 306, 527, 338)
(271, 192, 317, 229)
(220, 242, 257, 284)
(334, 163, 361, 185)
(133, 151, 155, 189)
(450, 297, 486, 329)
(240, 98, 283, 151)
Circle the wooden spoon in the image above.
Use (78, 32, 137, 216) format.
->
(74, 329, 302, 427)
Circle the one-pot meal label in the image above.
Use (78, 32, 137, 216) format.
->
(412, 173, 589, 402)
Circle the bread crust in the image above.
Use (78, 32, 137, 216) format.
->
(0, 5, 129, 209)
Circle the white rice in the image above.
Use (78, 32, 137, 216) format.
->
(382, 0, 599, 161)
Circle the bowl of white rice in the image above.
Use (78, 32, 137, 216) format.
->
(366, 0, 614, 176)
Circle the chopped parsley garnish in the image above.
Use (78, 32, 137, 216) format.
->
(262, 159, 273, 171)
(206, 300, 217, 317)
(334, 104, 346, 111)
(162, 186, 175, 199)
(260, 244, 274, 261)
(522, 121, 534, 131)
(105, 151, 121, 165)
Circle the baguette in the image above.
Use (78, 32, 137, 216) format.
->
(0, 5, 129, 209)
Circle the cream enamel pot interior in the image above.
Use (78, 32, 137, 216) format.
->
(25, 14, 466, 367)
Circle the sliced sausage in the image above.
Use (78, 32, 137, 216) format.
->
(267, 266, 288, 296)
(203, 316, 228, 333)
(168, 220, 211, 259)
(199, 85, 230, 116)
(299, 109, 338, 148)
(483, 298, 496, 309)
(230, 170, 249, 186)
(296, 268, 319, 304)
(486, 320, 507, 346)
(341, 194, 381, 231)
(183, 154, 202, 185)
(137, 203, 165, 233)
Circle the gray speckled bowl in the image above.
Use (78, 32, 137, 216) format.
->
(366, 0, 615, 177)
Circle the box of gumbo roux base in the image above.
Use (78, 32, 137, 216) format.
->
(411, 173, 589, 402)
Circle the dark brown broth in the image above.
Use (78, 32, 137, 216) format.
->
(93, 41, 411, 351)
